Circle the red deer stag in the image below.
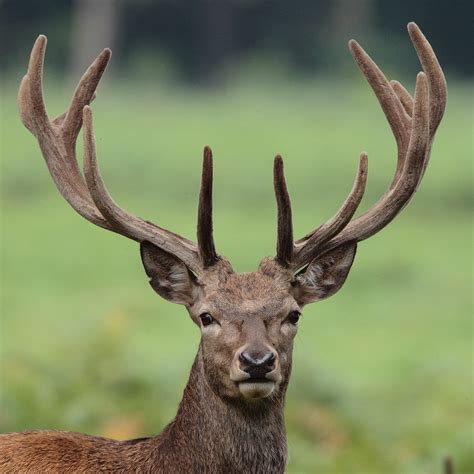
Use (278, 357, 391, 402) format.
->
(1, 23, 446, 473)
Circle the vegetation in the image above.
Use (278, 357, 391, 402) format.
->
(1, 77, 472, 473)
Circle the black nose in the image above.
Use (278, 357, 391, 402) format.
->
(239, 351, 276, 378)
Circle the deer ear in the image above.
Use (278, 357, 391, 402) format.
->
(140, 241, 199, 305)
(292, 242, 357, 305)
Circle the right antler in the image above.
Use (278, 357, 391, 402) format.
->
(274, 23, 447, 270)
(19, 35, 220, 275)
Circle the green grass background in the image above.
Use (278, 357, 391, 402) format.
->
(1, 76, 472, 473)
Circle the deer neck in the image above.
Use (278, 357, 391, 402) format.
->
(156, 344, 288, 473)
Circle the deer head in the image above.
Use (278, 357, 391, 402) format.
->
(19, 23, 446, 403)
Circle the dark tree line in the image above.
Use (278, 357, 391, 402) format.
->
(1, 0, 471, 84)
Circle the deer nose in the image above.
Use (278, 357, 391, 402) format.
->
(239, 351, 276, 378)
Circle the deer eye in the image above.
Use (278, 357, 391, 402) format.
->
(286, 310, 301, 325)
(199, 313, 215, 327)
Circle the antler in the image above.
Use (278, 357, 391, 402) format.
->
(197, 146, 220, 267)
(274, 155, 294, 267)
(275, 22, 446, 270)
(21, 24, 446, 277)
(19, 35, 219, 275)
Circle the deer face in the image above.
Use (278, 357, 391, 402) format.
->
(140, 242, 357, 401)
(190, 261, 299, 401)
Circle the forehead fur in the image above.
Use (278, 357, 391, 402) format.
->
(218, 271, 288, 302)
(198, 257, 294, 316)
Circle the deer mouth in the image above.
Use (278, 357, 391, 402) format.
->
(237, 379, 276, 400)
(240, 378, 270, 384)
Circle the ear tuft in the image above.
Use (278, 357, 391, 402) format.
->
(140, 241, 198, 305)
(293, 242, 357, 305)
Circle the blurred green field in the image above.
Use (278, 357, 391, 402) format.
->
(1, 77, 472, 473)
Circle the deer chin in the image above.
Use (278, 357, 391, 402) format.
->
(238, 380, 276, 400)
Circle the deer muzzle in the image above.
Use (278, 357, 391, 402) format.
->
(230, 347, 281, 399)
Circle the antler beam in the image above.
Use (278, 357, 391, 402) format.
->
(19, 35, 222, 275)
(278, 22, 446, 270)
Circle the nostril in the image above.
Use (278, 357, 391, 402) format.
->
(239, 351, 255, 366)
(257, 352, 275, 369)
(240, 351, 277, 378)
(264, 352, 276, 366)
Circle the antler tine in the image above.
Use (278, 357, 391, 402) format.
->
(22, 35, 50, 132)
(82, 106, 202, 274)
(293, 153, 368, 269)
(348, 39, 412, 187)
(349, 39, 411, 150)
(390, 80, 414, 117)
(197, 146, 220, 267)
(408, 22, 447, 137)
(274, 155, 293, 267)
(61, 47, 112, 147)
(408, 22, 447, 180)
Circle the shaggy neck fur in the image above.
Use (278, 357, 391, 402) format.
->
(153, 345, 289, 473)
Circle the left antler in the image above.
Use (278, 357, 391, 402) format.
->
(19, 35, 220, 275)
(274, 22, 447, 270)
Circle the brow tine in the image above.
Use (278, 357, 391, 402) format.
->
(274, 155, 293, 267)
(197, 146, 220, 267)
